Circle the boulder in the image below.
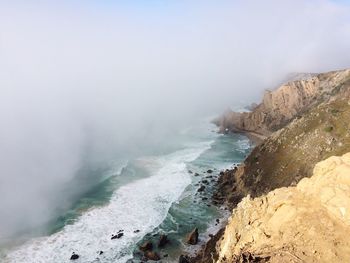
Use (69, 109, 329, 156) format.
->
(179, 255, 190, 263)
(139, 241, 153, 252)
(197, 185, 205, 192)
(111, 232, 124, 239)
(207, 169, 213, 173)
(70, 253, 79, 260)
(158, 234, 168, 248)
(144, 251, 160, 261)
(186, 228, 199, 245)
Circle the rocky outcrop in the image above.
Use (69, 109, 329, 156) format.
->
(216, 153, 350, 263)
(190, 69, 350, 263)
(214, 96, 350, 206)
(186, 228, 199, 245)
(214, 69, 350, 138)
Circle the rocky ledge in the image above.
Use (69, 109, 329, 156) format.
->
(217, 153, 350, 262)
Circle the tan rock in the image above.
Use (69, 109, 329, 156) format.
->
(214, 69, 350, 137)
(217, 153, 350, 263)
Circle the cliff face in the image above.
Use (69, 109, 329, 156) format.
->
(216, 153, 350, 263)
(192, 69, 350, 263)
(213, 96, 350, 208)
(214, 69, 350, 137)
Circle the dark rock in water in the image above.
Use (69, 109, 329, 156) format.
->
(111, 232, 124, 239)
(186, 228, 199, 245)
(202, 179, 209, 184)
(220, 171, 224, 175)
(118, 229, 124, 233)
(144, 251, 160, 261)
(139, 241, 153, 252)
(207, 169, 213, 173)
(202, 197, 208, 201)
(70, 253, 79, 260)
(194, 173, 200, 176)
(216, 218, 220, 223)
(188, 170, 193, 174)
(179, 255, 190, 263)
(99, 251, 103, 255)
(163, 254, 168, 258)
(158, 234, 168, 248)
(197, 185, 205, 192)
(134, 229, 140, 233)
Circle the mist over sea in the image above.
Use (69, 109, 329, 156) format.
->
(1, 119, 252, 263)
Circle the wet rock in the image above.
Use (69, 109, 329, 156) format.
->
(179, 255, 190, 263)
(144, 251, 160, 261)
(186, 228, 199, 245)
(111, 232, 124, 239)
(158, 234, 168, 248)
(197, 185, 205, 192)
(70, 253, 79, 260)
(202, 179, 209, 184)
(194, 173, 200, 176)
(139, 241, 153, 252)
(134, 229, 140, 233)
(188, 170, 193, 174)
(163, 254, 168, 258)
(216, 218, 220, 223)
(207, 169, 213, 173)
(99, 251, 103, 255)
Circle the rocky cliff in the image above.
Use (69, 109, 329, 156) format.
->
(216, 153, 350, 263)
(214, 69, 350, 138)
(193, 68, 350, 263)
(213, 96, 350, 210)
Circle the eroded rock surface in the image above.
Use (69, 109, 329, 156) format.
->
(214, 69, 350, 137)
(217, 153, 350, 263)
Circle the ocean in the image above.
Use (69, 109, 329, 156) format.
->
(1, 119, 252, 263)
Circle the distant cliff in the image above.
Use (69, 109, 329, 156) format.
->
(213, 69, 350, 138)
(217, 153, 350, 263)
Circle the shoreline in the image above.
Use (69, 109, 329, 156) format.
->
(189, 134, 256, 263)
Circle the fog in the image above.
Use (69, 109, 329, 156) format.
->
(0, 0, 349, 239)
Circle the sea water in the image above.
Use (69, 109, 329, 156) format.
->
(2, 120, 252, 263)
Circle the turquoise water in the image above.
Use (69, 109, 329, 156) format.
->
(130, 132, 251, 262)
(2, 120, 252, 263)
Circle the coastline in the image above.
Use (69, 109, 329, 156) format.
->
(189, 134, 256, 263)
(190, 69, 350, 262)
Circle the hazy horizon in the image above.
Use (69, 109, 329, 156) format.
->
(1, 0, 350, 239)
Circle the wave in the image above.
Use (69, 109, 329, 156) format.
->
(4, 141, 213, 263)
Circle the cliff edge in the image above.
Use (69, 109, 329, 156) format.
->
(217, 153, 350, 263)
(214, 69, 350, 138)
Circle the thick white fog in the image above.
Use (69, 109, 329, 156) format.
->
(0, 0, 349, 239)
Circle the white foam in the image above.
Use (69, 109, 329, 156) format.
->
(4, 141, 213, 263)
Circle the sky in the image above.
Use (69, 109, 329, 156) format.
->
(0, 0, 350, 239)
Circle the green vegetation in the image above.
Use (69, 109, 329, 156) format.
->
(240, 98, 350, 197)
(324, 126, 334, 132)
